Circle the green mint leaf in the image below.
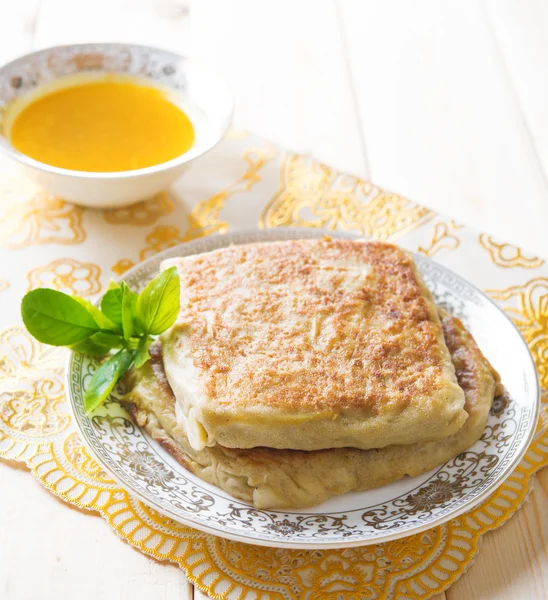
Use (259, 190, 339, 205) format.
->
(70, 331, 126, 355)
(92, 331, 126, 349)
(84, 349, 135, 413)
(73, 297, 120, 333)
(100, 288, 123, 330)
(134, 336, 153, 369)
(120, 282, 138, 339)
(136, 266, 180, 335)
(21, 289, 99, 345)
(70, 337, 112, 356)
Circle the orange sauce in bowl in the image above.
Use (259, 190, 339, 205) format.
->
(9, 76, 195, 172)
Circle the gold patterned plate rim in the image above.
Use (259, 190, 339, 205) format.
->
(65, 228, 540, 549)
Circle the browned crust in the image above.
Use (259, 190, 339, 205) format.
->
(438, 310, 503, 398)
(164, 239, 458, 414)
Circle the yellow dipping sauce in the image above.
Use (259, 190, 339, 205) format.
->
(9, 77, 195, 172)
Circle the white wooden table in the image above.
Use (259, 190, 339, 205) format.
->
(2, 1, 548, 598)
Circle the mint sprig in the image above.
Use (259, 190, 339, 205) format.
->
(21, 266, 180, 413)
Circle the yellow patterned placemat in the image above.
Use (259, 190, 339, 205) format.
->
(1, 131, 548, 600)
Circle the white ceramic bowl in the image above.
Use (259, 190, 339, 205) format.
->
(0, 43, 233, 208)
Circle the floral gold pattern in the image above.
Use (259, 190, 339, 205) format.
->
(1, 193, 85, 248)
(185, 144, 276, 241)
(488, 278, 548, 388)
(103, 192, 174, 226)
(0, 330, 69, 442)
(418, 220, 464, 257)
(0, 327, 48, 383)
(0, 280, 9, 293)
(479, 234, 544, 269)
(26, 258, 102, 296)
(1, 380, 69, 439)
(0, 326, 546, 600)
(115, 224, 188, 272)
(139, 225, 185, 260)
(112, 259, 135, 276)
(260, 154, 433, 239)
(63, 432, 112, 484)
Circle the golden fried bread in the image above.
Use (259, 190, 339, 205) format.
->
(161, 239, 467, 451)
(123, 311, 501, 509)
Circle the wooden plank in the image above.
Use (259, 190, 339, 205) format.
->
(33, 0, 191, 54)
(337, 0, 548, 257)
(483, 0, 548, 185)
(0, 0, 40, 62)
(1, 461, 193, 599)
(192, 0, 368, 177)
(446, 469, 548, 599)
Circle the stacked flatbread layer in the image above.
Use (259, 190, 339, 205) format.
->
(123, 239, 502, 509)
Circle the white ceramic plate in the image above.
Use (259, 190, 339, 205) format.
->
(66, 229, 539, 549)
